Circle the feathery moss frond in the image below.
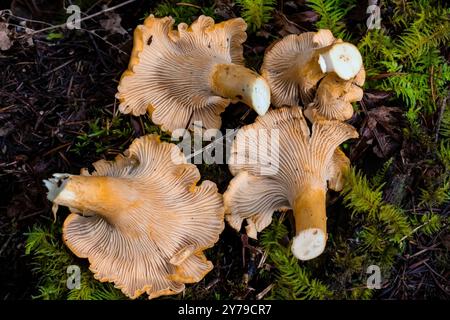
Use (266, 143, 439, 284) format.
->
(393, 4, 450, 60)
(260, 218, 332, 300)
(154, 0, 216, 24)
(236, 0, 276, 32)
(440, 106, 450, 140)
(343, 168, 411, 240)
(371, 158, 394, 188)
(307, 0, 355, 40)
(419, 181, 450, 208)
(25, 222, 125, 300)
(420, 213, 444, 236)
(342, 167, 384, 218)
(438, 141, 450, 170)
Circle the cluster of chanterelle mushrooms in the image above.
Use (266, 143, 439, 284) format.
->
(44, 15, 364, 299)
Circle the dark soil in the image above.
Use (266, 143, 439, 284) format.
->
(0, 0, 148, 299)
(0, 0, 265, 300)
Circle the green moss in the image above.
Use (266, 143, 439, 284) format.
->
(307, 0, 357, 40)
(359, 1, 450, 119)
(260, 168, 415, 299)
(236, 0, 276, 32)
(71, 114, 133, 156)
(25, 221, 125, 300)
(153, 0, 216, 24)
(260, 217, 332, 300)
(26, 0, 450, 300)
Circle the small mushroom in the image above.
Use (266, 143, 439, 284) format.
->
(117, 15, 271, 132)
(261, 30, 363, 108)
(43, 135, 224, 299)
(304, 68, 365, 121)
(224, 107, 358, 260)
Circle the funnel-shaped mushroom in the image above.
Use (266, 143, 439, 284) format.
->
(117, 15, 271, 132)
(224, 107, 358, 260)
(261, 30, 363, 108)
(304, 68, 365, 121)
(43, 135, 224, 299)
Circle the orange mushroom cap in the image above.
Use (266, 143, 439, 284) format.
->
(44, 135, 224, 299)
(224, 107, 358, 260)
(116, 15, 270, 132)
(261, 30, 364, 111)
(304, 68, 365, 121)
(260, 29, 336, 107)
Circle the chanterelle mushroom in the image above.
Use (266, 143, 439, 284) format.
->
(304, 68, 365, 121)
(224, 107, 358, 260)
(117, 15, 271, 132)
(260, 30, 363, 108)
(43, 135, 224, 299)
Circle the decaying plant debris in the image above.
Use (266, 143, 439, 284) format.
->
(0, 0, 449, 300)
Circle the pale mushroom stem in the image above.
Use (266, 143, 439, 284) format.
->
(291, 187, 327, 261)
(44, 174, 137, 221)
(210, 63, 271, 116)
(318, 42, 363, 81)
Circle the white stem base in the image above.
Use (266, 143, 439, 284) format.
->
(318, 43, 363, 80)
(43, 174, 73, 221)
(44, 173, 72, 201)
(249, 77, 271, 116)
(291, 228, 326, 261)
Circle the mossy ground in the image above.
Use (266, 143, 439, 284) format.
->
(0, 0, 448, 300)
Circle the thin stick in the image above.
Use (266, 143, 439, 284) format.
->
(435, 94, 449, 143)
(400, 220, 430, 242)
(176, 2, 202, 9)
(0, 9, 53, 26)
(185, 127, 239, 161)
(184, 110, 252, 162)
(256, 284, 274, 300)
(28, 0, 138, 35)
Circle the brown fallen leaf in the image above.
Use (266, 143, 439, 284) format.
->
(255, 30, 272, 39)
(290, 10, 319, 24)
(363, 89, 393, 107)
(0, 22, 12, 51)
(273, 11, 304, 36)
(283, 1, 309, 10)
(363, 106, 404, 158)
(213, 0, 237, 20)
(24, 26, 34, 46)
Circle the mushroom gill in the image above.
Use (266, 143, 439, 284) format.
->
(44, 134, 224, 299)
(223, 107, 358, 260)
(304, 69, 365, 122)
(260, 30, 364, 117)
(116, 15, 270, 133)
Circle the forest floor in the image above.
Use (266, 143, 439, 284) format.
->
(0, 0, 449, 300)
